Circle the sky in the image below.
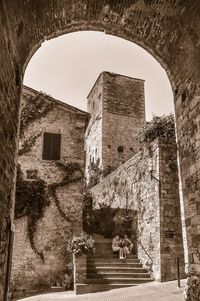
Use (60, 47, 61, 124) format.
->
(24, 31, 174, 121)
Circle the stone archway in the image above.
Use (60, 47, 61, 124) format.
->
(1, 1, 200, 300)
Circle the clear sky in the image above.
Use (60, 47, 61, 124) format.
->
(24, 31, 174, 121)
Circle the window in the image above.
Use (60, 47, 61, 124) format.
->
(117, 145, 124, 153)
(26, 169, 38, 179)
(42, 132, 61, 160)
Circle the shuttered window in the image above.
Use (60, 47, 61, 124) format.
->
(42, 132, 61, 160)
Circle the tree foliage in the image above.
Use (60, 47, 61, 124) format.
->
(137, 114, 175, 145)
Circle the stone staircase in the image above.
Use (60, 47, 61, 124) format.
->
(77, 235, 154, 294)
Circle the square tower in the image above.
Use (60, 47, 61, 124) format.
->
(85, 71, 145, 182)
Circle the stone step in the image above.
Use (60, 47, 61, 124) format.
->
(87, 272, 151, 278)
(76, 283, 138, 294)
(86, 277, 154, 284)
(87, 261, 142, 268)
(87, 267, 147, 273)
(87, 257, 139, 263)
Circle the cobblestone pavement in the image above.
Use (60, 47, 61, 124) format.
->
(18, 280, 186, 301)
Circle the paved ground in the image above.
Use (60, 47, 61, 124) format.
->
(18, 280, 186, 301)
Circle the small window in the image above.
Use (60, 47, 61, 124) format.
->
(117, 145, 124, 153)
(26, 169, 38, 179)
(42, 132, 61, 160)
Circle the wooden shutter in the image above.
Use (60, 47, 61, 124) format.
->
(42, 132, 61, 160)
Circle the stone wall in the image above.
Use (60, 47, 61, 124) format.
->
(0, 1, 200, 299)
(85, 75, 103, 182)
(102, 72, 145, 171)
(10, 87, 88, 298)
(85, 71, 145, 181)
(92, 138, 185, 281)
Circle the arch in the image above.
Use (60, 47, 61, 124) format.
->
(1, 1, 200, 299)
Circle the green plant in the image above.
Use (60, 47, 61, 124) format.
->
(67, 233, 95, 257)
(137, 114, 175, 145)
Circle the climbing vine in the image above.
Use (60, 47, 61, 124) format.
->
(20, 92, 55, 136)
(15, 160, 84, 261)
(48, 160, 84, 222)
(15, 164, 50, 262)
(19, 131, 42, 156)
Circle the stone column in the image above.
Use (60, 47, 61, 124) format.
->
(73, 254, 87, 294)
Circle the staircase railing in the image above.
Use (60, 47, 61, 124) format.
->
(136, 238, 153, 275)
(137, 239, 153, 264)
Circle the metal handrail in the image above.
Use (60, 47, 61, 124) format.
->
(137, 238, 153, 266)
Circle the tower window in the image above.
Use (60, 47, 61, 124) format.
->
(117, 145, 124, 153)
(42, 132, 61, 160)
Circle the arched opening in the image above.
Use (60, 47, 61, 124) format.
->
(10, 30, 186, 298)
(1, 2, 200, 300)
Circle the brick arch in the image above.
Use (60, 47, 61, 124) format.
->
(1, 1, 200, 299)
(23, 24, 176, 94)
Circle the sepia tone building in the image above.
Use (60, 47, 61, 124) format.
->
(85, 72, 145, 179)
(1, 2, 200, 299)
(11, 86, 88, 298)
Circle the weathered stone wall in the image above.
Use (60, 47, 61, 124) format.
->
(85, 75, 103, 181)
(102, 72, 145, 171)
(92, 138, 185, 281)
(0, 2, 22, 300)
(0, 1, 200, 299)
(11, 87, 88, 298)
(85, 71, 145, 180)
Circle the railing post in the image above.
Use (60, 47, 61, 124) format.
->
(176, 257, 180, 288)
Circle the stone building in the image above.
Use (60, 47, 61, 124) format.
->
(85, 72, 145, 181)
(1, 2, 200, 300)
(11, 86, 89, 298)
(91, 138, 185, 283)
(12, 74, 186, 297)
(83, 72, 185, 286)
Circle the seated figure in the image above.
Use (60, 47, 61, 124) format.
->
(122, 234, 133, 258)
(112, 235, 125, 259)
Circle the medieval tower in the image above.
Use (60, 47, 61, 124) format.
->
(85, 71, 145, 180)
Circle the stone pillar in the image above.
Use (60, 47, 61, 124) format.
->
(184, 273, 200, 301)
(73, 254, 87, 294)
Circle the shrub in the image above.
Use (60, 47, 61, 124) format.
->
(67, 233, 95, 257)
(137, 113, 175, 145)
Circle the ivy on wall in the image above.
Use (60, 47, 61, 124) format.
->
(19, 131, 42, 156)
(48, 160, 83, 223)
(20, 93, 55, 137)
(15, 160, 84, 261)
(15, 165, 50, 262)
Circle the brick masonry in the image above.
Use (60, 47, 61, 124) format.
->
(0, 1, 200, 299)
(85, 72, 145, 180)
(10, 87, 88, 298)
(91, 138, 185, 282)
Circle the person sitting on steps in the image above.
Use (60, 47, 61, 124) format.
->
(122, 234, 133, 258)
(112, 235, 125, 259)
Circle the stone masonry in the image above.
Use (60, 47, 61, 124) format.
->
(10, 86, 89, 299)
(91, 138, 185, 282)
(1, 1, 200, 300)
(85, 72, 145, 180)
